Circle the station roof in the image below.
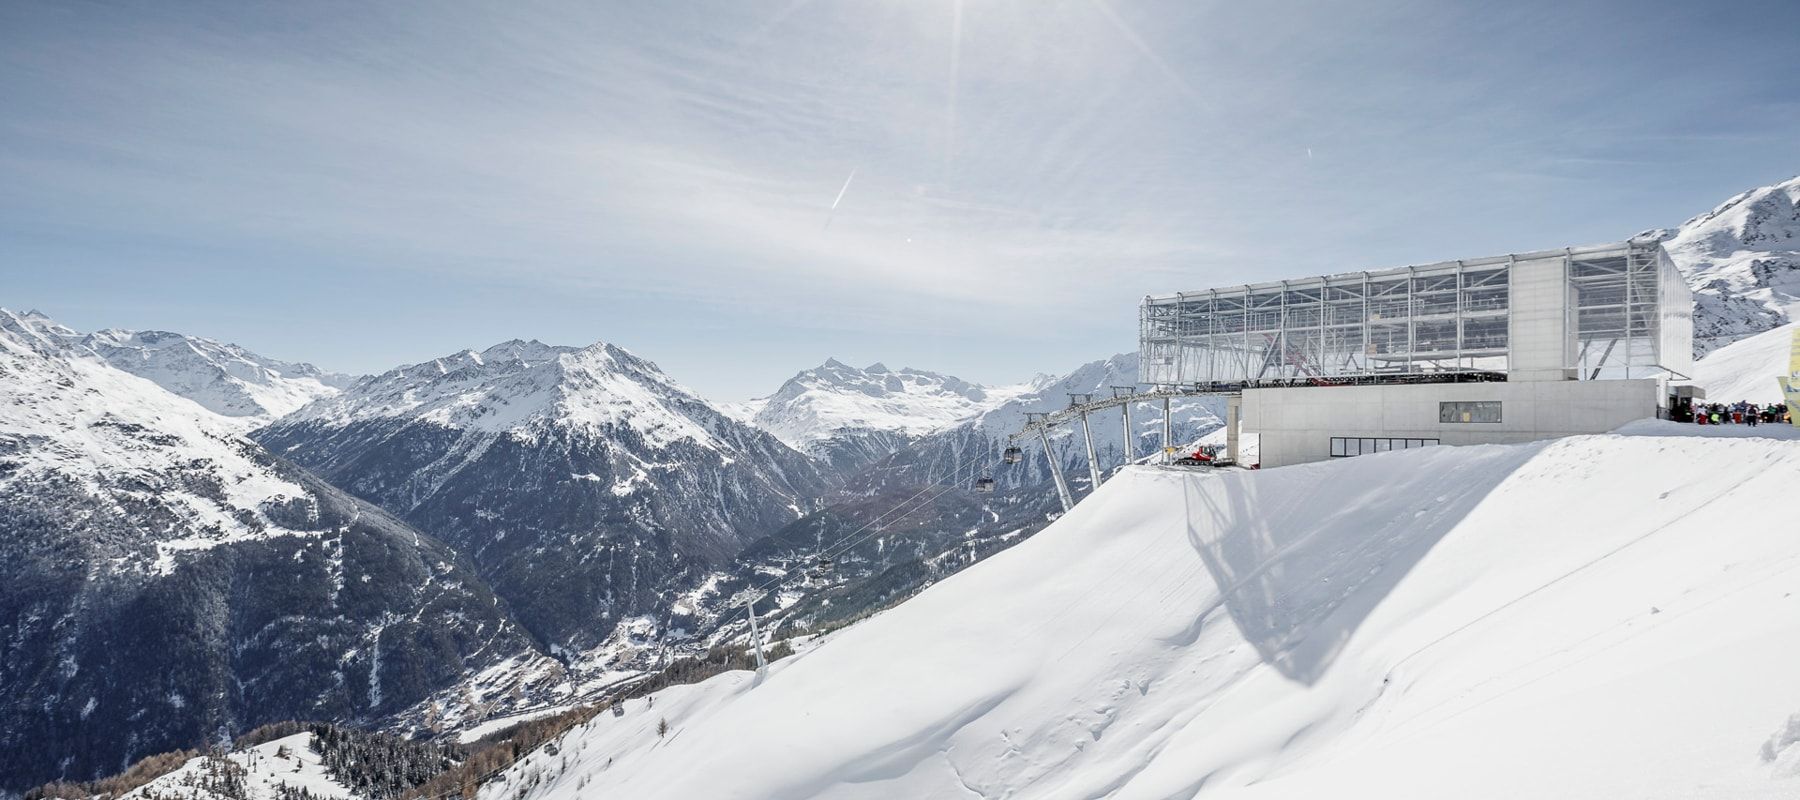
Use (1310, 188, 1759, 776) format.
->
(1144, 237, 1664, 303)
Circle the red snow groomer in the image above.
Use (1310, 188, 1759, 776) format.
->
(1173, 444, 1223, 467)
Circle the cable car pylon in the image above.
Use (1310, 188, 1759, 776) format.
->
(1112, 386, 1135, 468)
(1071, 393, 1103, 490)
(746, 596, 767, 683)
(1036, 418, 1072, 511)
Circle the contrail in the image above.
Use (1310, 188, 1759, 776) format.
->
(824, 168, 857, 230)
(1086, 0, 1208, 110)
(830, 169, 857, 210)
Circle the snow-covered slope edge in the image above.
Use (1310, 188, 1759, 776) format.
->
(480, 425, 1800, 799)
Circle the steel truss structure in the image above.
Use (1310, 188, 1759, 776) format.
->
(1139, 239, 1692, 385)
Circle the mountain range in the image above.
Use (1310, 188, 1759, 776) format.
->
(254, 340, 826, 657)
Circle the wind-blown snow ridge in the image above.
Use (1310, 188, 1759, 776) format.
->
(484, 424, 1800, 799)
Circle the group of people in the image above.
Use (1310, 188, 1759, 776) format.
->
(1692, 400, 1788, 426)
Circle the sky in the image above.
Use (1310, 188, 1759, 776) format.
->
(3, 0, 1798, 400)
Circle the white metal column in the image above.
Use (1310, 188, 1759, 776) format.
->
(746, 599, 767, 684)
(1039, 427, 1075, 512)
(1116, 388, 1134, 466)
(1079, 411, 1102, 490)
(1161, 396, 1173, 464)
(1226, 395, 1241, 464)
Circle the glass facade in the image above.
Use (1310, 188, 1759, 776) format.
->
(1571, 243, 1695, 380)
(1140, 239, 1693, 385)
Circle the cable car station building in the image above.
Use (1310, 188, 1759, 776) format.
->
(1140, 238, 1695, 468)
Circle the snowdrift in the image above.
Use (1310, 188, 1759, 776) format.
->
(484, 425, 1800, 799)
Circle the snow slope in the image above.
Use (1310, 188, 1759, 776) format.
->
(1654, 175, 1800, 355)
(482, 424, 1800, 799)
(1692, 320, 1798, 405)
(123, 734, 355, 800)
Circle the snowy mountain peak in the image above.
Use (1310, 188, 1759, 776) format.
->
(479, 338, 569, 366)
(0, 309, 351, 422)
(13, 308, 78, 336)
(1655, 175, 1800, 355)
(285, 338, 735, 451)
(746, 360, 1030, 456)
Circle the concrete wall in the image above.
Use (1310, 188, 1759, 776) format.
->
(1240, 379, 1661, 467)
(1507, 254, 1575, 381)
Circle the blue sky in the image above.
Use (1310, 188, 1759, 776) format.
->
(3, 0, 1797, 399)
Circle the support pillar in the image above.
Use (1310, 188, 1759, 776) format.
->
(1161, 396, 1173, 464)
(1119, 399, 1133, 465)
(1226, 394, 1242, 465)
(746, 599, 767, 684)
(1039, 427, 1074, 512)
(1079, 411, 1103, 491)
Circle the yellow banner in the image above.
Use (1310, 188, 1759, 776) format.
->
(1785, 328, 1800, 427)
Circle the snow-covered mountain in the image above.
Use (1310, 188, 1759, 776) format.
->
(1653, 175, 1800, 356)
(255, 339, 827, 655)
(5, 310, 356, 423)
(0, 310, 537, 793)
(473, 424, 1800, 799)
(738, 359, 1039, 472)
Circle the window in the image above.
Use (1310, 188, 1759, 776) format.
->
(1440, 400, 1502, 423)
(1330, 437, 1439, 457)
